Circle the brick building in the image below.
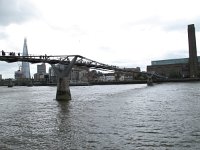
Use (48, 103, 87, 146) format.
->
(147, 24, 200, 78)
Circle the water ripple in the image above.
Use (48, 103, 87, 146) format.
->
(0, 83, 200, 149)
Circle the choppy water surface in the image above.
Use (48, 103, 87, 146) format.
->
(0, 83, 200, 149)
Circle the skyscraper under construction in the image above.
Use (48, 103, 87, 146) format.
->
(22, 38, 31, 79)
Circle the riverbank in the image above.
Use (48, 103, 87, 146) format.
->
(156, 78, 200, 83)
(1, 78, 200, 86)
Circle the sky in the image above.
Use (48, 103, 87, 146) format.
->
(1, 0, 200, 78)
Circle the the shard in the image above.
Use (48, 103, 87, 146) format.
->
(22, 38, 31, 79)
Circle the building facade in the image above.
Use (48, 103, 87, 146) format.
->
(15, 70, 23, 79)
(147, 24, 200, 78)
(37, 63, 46, 74)
(48, 65, 89, 84)
(147, 60, 190, 78)
(34, 63, 49, 82)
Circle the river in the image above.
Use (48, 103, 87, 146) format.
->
(0, 83, 200, 149)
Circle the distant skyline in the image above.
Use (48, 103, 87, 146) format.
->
(1, 0, 200, 78)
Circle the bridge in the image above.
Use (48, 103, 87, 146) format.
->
(0, 53, 166, 100)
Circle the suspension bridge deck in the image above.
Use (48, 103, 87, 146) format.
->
(0, 53, 167, 79)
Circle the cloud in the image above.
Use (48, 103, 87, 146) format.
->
(0, 31, 8, 39)
(162, 18, 200, 32)
(0, 0, 38, 26)
(0, 62, 18, 78)
(161, 49, 189, 60)
(0, 61, 37, 79)
(98, 46, 113, 53)
(65, 25, 87, 37)
(122, 15, 200, 33)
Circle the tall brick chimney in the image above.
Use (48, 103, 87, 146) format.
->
(188, 24, 198, 77)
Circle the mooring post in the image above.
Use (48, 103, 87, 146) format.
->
(51, 56, 78, 101)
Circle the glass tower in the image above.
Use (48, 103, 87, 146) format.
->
(22, 38, 31, 79)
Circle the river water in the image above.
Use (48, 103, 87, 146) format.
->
(0, 83, 200, 150)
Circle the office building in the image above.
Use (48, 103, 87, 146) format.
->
(34, 63, 48, 82)
(15, 69, 23, 79)
(48, 65, 89, 84)
(37, 63, 46, 74)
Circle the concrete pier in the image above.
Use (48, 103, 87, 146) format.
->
(147, 77, 153, 86)
(52, 56, 78, 101)
(56, 77, 71, 100)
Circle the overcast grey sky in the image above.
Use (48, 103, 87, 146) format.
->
(1, 0, 200, 78)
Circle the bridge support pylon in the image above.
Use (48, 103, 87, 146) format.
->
(56, 76, 71, 100)
(51, 56, 78, 101)
(147, 77, 153, 86)
(146, 72, 154, 86)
